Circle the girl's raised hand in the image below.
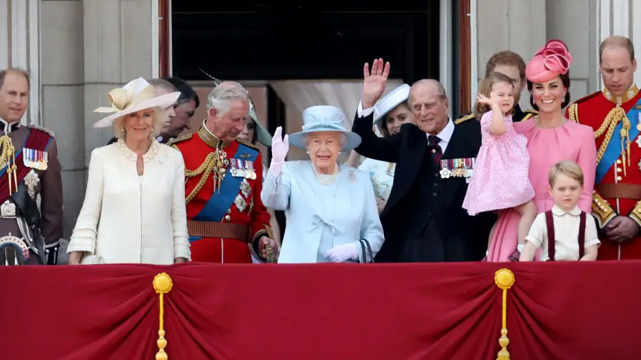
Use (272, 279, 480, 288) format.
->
(477, 94, 492, 104)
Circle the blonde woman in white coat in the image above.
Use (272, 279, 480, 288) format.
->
(67, 77, 190, 265)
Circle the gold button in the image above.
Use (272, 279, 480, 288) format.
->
(224, 215, 231, 221)
(617, 167, 622, 173)
(617, 159, 622, 164)
(617, 176, 623, 181)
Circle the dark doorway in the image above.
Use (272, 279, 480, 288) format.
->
(171, 1, 439, 84)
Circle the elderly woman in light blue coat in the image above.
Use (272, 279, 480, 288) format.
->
(261, 105, 384, 263)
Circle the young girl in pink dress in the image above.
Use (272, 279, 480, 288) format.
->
(463, 72, 537, 253)
(487, 39, 597, 262)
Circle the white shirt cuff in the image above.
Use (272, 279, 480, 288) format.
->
(357, 101, 375, 118)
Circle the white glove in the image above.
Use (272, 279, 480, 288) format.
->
(269, 126, 289, 177)
(324, 243, 359, 262)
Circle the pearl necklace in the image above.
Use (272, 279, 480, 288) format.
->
(312, 164, 338, 186)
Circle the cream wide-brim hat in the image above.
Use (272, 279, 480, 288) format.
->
(93, 77, 181, 128)
(373, 84, 411, 126)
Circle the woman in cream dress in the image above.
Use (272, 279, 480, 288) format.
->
(346, 84, 416, 212)
(67, 77, 190, 265)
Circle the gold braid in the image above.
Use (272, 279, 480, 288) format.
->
(594, 107, 628, 176)
(0, 135, 17, 194)
(184, 153, 217, 203)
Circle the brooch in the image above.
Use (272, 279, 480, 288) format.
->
(348, 169, 357, 183)
(234, 194, 247, 212)
(240, 179, 252, 198)
(24, 169, 40, 198)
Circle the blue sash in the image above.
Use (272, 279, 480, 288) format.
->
(190, 143, 259, 242)
(596, 100, 641, 183)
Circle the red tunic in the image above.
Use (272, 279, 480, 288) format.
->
(566, 85, 641, 260)
(171, 125, 272, 263)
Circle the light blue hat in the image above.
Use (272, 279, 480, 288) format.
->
(373, 84, 411, 125)
(288, 105, 362, 151)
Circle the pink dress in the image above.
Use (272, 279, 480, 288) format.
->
(487, 118, 597, 262)
(462, 111, 534, 215)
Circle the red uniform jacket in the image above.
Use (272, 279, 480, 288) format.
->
(566, 85, 641, 260)
(171, 125, 273, 263)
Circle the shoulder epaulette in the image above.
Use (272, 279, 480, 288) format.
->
(167, 132, 192, 147)
(27, 125, 55, 138)
(454, 113, 475, 125)
(573, 91, 602, 106)
(237, 139, 260, 151)
(522, 109, 538, 121)
(566, 92, 602, 123)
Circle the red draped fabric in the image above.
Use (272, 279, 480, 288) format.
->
(1, 261, 640, 360)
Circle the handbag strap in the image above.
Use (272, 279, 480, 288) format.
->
(359, 239, 375, 263)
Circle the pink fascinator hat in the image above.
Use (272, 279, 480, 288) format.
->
(525, 39, 573, 83)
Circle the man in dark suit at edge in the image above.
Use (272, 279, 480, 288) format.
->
(352, 59, 494, 262)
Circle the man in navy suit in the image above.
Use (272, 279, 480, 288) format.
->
(352, 59, 494, 262)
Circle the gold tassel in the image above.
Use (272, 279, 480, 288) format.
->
(495, 269, 515, 360)
(266, 245, 276, 263)
(153, 273, 173, 360)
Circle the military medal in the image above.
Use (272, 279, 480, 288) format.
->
(240, 179, 252, 198)
(230, 159, 246, 178)
(23, 149, 48, 171)
(245, 160, 256, 180)
(440, 158, 475, 179)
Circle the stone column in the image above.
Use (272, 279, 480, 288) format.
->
(0, 0, 41, 124)
(39, 0, 155, 240)
(83, 0, 154, 156)
(546, 0, 599, 100)
(41, 0, 87, 239)
(476, 0, 547, 109)
(597, 0, 641, 90)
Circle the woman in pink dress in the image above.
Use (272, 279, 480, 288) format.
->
(487, 39, 597, 262)
(463, 72, 536, 250)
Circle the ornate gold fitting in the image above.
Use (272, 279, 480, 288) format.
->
(153, 272, 173, 360)
(629, 200, 641, 228)
(567, 103, 579, 123)
(495, 269, 515, 360)
(592, 191, 617, 228)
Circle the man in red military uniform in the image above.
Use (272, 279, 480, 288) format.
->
(170, 81, 278, 263)
(566, 35, 641, 260)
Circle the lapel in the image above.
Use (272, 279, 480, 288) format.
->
(382, 127, 425, 216)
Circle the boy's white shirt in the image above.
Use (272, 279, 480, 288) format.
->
(525, 204, 600, 261)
